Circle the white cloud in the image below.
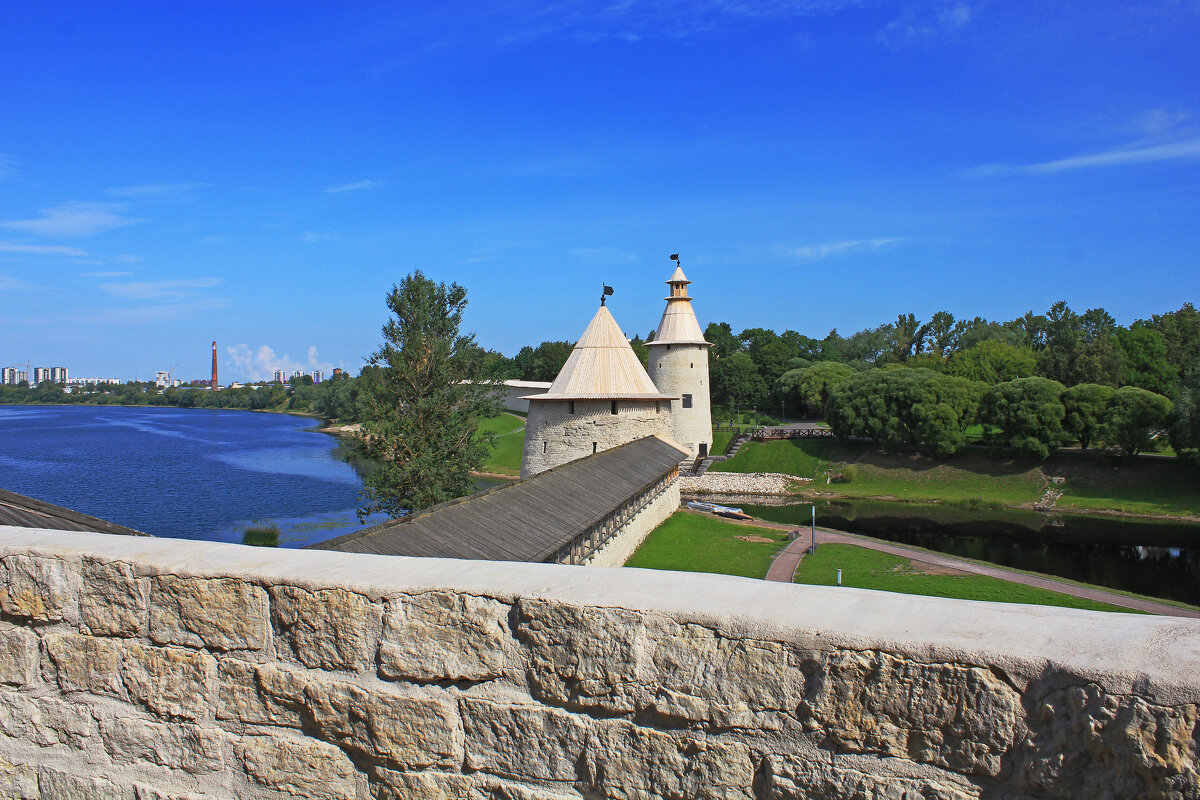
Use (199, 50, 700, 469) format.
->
(0, 241, 89, 256)
(98, 277, 221, 301)
(325, 179, 384, 193)
(967, 137, 1200, 176)
(0, 274, 38, 291)
(80, 271, 133, 278)
(0, 154, 16, 181)
(2, 202, 143, 238)
(226, 343, 335, 381)
(300, 231, 340, 243)
(879, 1, 974, 47)
(787, 238, 905, 261)
(106, 182, 209, 198)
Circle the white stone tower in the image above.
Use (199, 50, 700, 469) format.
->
(647, 264, 713, 458)
(521, 303, 677, 478)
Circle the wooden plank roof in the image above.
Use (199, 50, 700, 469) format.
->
(0, 488, 149, 537)
(313, 435, 689, 562)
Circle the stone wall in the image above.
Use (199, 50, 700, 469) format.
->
(521, 399, 672, 477)
(582, 478, 679, 568)
(647, 342, 712, 458)
(0, 526, 1198, 800)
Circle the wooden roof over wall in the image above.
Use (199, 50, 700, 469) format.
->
(0, 488, 149, 537)
(313, 435, 689, 562)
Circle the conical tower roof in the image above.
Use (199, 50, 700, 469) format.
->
(650, 266, 711, 346)
(527, 305, 676, 401)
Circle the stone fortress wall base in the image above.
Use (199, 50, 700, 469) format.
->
(0, 526, 1198, 800)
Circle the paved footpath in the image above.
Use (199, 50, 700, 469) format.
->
(688, 510, 1200, 618)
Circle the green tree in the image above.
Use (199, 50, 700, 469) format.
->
(945, 340, 1037, 384)
(1102, 386, 1173, 456)
(890, 313, 924, 362)
(348, 271, 502, 518)
(704, 322, 741, 359)
(917, 311, 959, 358)
(1060, 383, 1115, 450)
(1169, 372, 1200, 461)
(1116, 327, 1175, 396)
(711, 352, 767, 414)
(1137, 302, 1200, 384)
(796, 361, 855, 413)
(979, 377, 1067, 460)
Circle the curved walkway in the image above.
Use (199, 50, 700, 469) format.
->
(687, 510, 1200, 618)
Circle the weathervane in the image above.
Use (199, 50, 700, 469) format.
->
(600, 283, 614, 306)
(670, 253, 680, 267)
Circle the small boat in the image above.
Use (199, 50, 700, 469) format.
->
(688, 500, 753, 520)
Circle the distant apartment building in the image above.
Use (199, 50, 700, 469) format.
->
(155, 371, 172, 389)
(332, 368, 343, 378)
(311, 370, 324, 383)
(273, 370, 287, 383)
(291, 370, 302, 380)
(32, 367, 51, 385)
(66, 378, 121, 387)
(1, 368, 16, 385)
(50, 367, 68, 383)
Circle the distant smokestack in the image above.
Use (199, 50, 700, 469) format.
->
(211, 341, 218, 390)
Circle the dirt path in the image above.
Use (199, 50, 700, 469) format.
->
(682, 510, 1200, 618)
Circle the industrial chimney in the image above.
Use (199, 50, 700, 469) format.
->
(211, 341, 218, 390)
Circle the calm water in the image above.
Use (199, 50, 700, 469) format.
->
(741, 498, 1200, 605)
(0, 404, 386, 547)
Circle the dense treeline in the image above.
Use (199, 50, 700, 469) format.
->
(490, 300, 1199, 461)
(0, 373, 367, 422)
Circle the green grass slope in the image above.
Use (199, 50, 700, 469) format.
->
(625, 511, 789, 578)
(478, 412, 526, 475)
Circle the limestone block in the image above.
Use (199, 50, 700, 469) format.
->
(380, 592, 513, 682)
(0, 690, 97, 748)
(515, 599, 652, 713)
(238, 732, 357, 800)
(796, 649, 1021, 777)
(372, 767, 475, 800)
(100, 716, 224, 774)
(44, 632, 126, 699)
(81, 559, 148, 638)
(260, 665, 462, 769)
(649, 623, 808, 729)
(583, 720, 755, 800)
(1018, 683, 1200, 799)
(149, 576, 268, 652)
(215, 658, 301, 728)
(476, 784, 585, 800)
(0, 624, 39, 685)
(271, 585, 373, 671)
(461, 696, 590, 783)
(765, 755, 980, 800)
(0, 555, 80, 623)
(37, 766, 125, 800)
(124, 644, 217, 720)
(0, 756, 37, 799)
(134, 785, 222, 800)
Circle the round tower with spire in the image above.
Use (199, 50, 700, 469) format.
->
(646, 260, 713, 459)
(521, 301, 678, 478)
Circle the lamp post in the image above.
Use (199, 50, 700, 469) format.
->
(811, 504, 816, 554)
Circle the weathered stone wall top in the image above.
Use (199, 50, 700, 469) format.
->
(1, 525, 1198, 800)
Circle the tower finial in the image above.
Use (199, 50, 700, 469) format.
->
(670, 253, 680, 268)
(600, 284, 613, 306)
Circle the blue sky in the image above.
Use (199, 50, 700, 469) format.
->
(2, 1, 1197, 381)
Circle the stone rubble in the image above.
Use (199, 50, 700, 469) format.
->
(679, 471, 809, 495)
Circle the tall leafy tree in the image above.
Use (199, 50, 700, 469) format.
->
(349, 271, 502, 518)
(918, 311, 959, 358)
(1116, 327, 1176, 396)
(1138, 303, 1200, 383)
(1060, 383, 1115, 450)
(711, 351, 767, 414)
(825, 368, 976, 455)
(979, 377, 1067, 460)
(1169, 372, 1200, 462)
(945, 340, 1037, 384)
(891, 313, 925, 362)
(1102, 387, 1173, 456)
(704, 322, 741, 359)
(796, 361, 855, 413)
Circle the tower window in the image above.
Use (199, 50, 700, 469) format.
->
(569, 401, 575, 414)
(610, 400, 618, 415)
(682, 394, 693, 408)
(543, 441, 547, 453)
(658, 362, 662, 368)
(655, 401, 660, 413)
(690, 362, 694, 368)
(592, 442, 598, 454)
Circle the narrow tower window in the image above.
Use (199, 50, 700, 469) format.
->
(569, 401, 575, 415)
(682, 394, 693, 409)
(592, 442, 598, 454)
(610, 400, 618, 415)
(543, 441, 547, 453)
(690, 363, 694, 368)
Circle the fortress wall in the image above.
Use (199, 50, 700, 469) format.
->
(1, 526, 1198, 800)
(581, 478, 679, 568)
(521, 400, 672, 477)
(647, 342, 712, 457)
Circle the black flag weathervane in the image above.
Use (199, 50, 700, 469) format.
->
(600, 284, 614, 306)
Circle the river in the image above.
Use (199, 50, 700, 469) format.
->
(0, 404, 386, 547)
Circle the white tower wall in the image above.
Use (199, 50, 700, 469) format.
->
(521, 400, 673, 477)
(647, 342, 712, 458)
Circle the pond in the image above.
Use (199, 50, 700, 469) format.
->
(737, 498, 1200, 606)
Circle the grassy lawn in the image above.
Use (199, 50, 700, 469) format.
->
(1050, 454, 1200, 517)
(625, 511, 790, 578)
(711, 429, 734, 457)
(479, 412, 526, 475)
(794, 543, 1133, 612)
(710, 439, 822, 477)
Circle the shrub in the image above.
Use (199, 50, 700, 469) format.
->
(243, 525, 280, 547)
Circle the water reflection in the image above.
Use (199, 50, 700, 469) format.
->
(739, 498, 1200, 606)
